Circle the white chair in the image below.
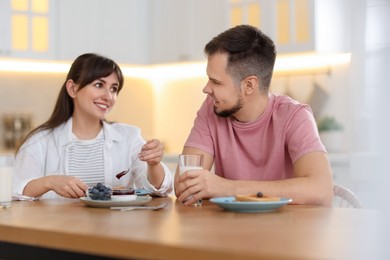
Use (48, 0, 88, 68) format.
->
(333, 184, 362, 208)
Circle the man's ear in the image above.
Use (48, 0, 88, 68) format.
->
(243, 76, 259, 95)
(66, 79, 78, 98)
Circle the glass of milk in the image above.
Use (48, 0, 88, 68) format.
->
(179, 154, 204, 206)
(0, 154, 14, 209)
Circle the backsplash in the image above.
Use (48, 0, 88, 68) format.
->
(0, 63, 351, 154)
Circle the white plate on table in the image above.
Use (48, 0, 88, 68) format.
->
(80, 195, 152, 208)
(210, 196, 292, 213)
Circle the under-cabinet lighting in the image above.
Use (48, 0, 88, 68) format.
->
(274, 52, 351, 73)
(0, 59, 70, 73)
(121, 62, 206, 80)
(0, 52, 350, 78)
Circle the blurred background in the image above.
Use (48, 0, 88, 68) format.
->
(0, 0, 389, 219)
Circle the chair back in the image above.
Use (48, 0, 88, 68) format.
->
(333, 184, 362, 208)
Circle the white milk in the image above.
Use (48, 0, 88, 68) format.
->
(179, 166, 203, 175)
(0, 167, 13, 208)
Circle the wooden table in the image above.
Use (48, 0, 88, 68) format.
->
(0, 196, 386, 260)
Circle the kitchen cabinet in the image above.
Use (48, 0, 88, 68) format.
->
(56, 0, 150, 64)
(1, 0, 350, 64)
(0, 0, 55, 59)
(149, 0, 229, 64)
(229, 0, 350, 54)
(0, 1, 11, 57)
(2, 0, 228, 64)
(57, 0, 229, 64)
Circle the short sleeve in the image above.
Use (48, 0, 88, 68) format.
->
(286, 107, 326, 163)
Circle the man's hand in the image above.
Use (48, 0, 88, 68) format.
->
(176, 169, 228, 206)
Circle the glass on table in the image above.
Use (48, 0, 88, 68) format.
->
(179, 154, 204, 206)
(0, 154, 14, 209)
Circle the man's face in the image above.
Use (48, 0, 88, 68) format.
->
(203, 53, 243, 118)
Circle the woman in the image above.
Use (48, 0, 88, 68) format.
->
(12, 53, 172, 199)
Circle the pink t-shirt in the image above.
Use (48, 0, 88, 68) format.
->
(185, 94, 326, 181)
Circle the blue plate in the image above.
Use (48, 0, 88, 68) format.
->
(135, 189, 153, 196)
(210, 196, 292, 213)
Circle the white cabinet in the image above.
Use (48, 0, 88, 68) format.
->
(3, 0, 228, 64)
(0, 0, 55, 59)
(0, 1, 11, 57)
(56, 0, 150, 64)
(313, 0, 351, 53)
(228, 0, 350, 54)
(149, 0, 229, 64)
(3, 1, 350, 64)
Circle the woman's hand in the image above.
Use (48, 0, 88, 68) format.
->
(139, 139, 165, 189)
(139, 139, 164, 166)
(23, 175, 88, 199)
(46, 176, 88, 198)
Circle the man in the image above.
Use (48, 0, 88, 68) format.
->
(175, 25, 333, 206)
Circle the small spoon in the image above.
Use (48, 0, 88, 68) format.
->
(116, 154, 141, 179)
(111, 203, 168, 211)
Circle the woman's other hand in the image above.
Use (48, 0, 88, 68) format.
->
(46, 176, 88, 198)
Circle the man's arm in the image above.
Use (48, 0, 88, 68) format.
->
(176, 148, 333, 206)
(225, 151, 333, 206)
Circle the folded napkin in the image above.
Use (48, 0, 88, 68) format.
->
(12, 195, 39, 201)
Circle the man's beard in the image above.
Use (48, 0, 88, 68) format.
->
(214, 96, 243, 118)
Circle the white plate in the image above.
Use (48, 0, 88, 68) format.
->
(80, 195, 152, 208)
(210, 196, 292, 213)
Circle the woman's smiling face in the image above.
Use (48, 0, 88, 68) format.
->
(72, 72, 120, 121)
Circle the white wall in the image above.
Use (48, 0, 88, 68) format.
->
(348, 0, 390, 205)
(348, 0, 390, 257)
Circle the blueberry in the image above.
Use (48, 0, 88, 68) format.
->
(256, 192, 264, 198)
(89, 183, 112, 200)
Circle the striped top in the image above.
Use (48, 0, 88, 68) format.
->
(68, 130, 105, 187)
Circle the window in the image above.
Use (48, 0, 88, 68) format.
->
(11, 0, 49, 53)
(230, 0, 261, 28)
